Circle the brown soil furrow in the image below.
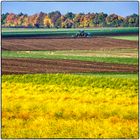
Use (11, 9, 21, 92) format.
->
(2, 58, 137, 71)
(2, 58, 138, 74)
(2, 37, 138, 51)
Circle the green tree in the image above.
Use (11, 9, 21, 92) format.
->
(65, 12, 75, 20)
(124, 14, 139, 27)
(1, 13, 9, 25)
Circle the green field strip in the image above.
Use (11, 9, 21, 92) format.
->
(74, 73, 138, 78)
(2, 73, 138, 89)
(2, 27, 139, 37)
(110, 36, 139, 41)
(2, 51, 138, 65)
(46, 49, 138, 58)
(2, 27, 138, 32)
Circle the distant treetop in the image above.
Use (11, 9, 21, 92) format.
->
(1, 11, 139, 28)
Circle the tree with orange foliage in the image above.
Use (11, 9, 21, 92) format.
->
(44, 14, 53, 28)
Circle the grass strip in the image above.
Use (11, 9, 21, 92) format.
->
(2, 51, 138, 65)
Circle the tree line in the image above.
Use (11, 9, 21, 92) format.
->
(2, 11, 139, 28)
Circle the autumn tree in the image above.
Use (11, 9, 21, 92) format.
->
(73, 14, 82, 28)
(22, 15, 29, 27)
(61, 15, 66, 28)
(44, 14, 53, 28)
(48, 11, 61, 28)
(1, 11, 139, 28)
(5, 13, 17, 26)
(106, 14, 122, 27)
(62, 19, 74, 28)
(28, 14, 38, 27)
(82, 13, 93, 27)
(92, 13, 107, 27)
(35, 12, 46, 27)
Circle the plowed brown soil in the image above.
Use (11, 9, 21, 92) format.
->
(2, 37, 138, 51)
(2, 58, 138, 74)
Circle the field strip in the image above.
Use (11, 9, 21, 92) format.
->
(2, 27, 139, 38)
(2, 49, 138, 58)
(2, 58, 138, 74)
(2, 73, 138, 138)
(2, 51, 138, 65)
(109, 36, 138, 41)
(2, 37, 138, 51)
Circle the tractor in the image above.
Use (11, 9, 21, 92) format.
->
(73, 30, 91, 38)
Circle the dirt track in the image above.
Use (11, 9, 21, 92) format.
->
(2, 58, 138, 74)
(2, 37, 138, 51)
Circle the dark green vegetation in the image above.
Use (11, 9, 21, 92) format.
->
(2, 27, 138, 37)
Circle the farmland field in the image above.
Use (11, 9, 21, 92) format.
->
(2, 34, 138, 74)
(2, 74, 138, 138)
(2, 27, 139, 37)
(2, 37, 138, 51)
(2, 27, 139, 138)
(2, 58, 138, 74)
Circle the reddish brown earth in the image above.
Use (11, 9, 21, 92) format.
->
(2, 58, 138, 74)
(2, 37, 138, 51)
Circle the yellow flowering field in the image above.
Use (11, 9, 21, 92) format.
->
(2, 74, 138, 138)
